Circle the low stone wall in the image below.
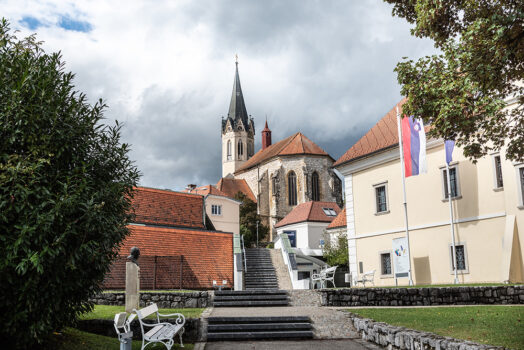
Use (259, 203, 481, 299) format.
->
(348, 313, 503, 350)
(77, 318, 200, 343)
(89, 291, 209, 308)
(321, 285, 524, 306)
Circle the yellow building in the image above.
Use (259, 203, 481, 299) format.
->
(334, 99, 524, 286)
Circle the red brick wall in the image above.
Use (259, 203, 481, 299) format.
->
(105, 225, 233, 289)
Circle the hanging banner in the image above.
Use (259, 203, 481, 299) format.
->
(393, 237, 410, 278)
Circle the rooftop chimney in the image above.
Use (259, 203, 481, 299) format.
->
(262, 120, 272, 150)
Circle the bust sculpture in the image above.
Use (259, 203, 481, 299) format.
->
(127, 246, 140, 266)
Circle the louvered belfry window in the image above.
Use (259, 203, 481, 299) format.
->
(311, 172, 320, 201)
(288, 171, 297, 206)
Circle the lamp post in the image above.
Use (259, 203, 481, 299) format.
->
(256, 220, 259, 248)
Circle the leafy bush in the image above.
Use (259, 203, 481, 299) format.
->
(322, 231, 348, 268)
(235, 192, 269, 247)
(0, 20, 139, 348)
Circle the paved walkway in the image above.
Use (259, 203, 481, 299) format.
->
(209, 306, 360, 339)
(203, 339, 381, 350)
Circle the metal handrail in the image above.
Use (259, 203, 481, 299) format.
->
(241, 234, 247, 272)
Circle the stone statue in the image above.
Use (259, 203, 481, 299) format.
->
(127, 246, 140, 266)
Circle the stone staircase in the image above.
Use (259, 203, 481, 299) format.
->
(206, 316, 314, 341)
(213, 290, 288, 307)
(244, 248, 278, 290)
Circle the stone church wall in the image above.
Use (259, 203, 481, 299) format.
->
(235, 155, 342, 240)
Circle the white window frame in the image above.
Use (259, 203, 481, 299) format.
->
(373, 181, 390, 215)
(211, 204, 222, 216)
(379, 250, 393, 278)
(515, 163, 524, 209)
(448, 242, 469, 274)
(491, 153, 504, 191)
(440, 163, 462, 201)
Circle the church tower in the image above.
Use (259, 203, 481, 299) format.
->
(222, 58, 255, 177)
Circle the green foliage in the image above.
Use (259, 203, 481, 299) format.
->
(385, 0, 524, 161)
(322, 232, 348, 267)
(234, 191, 269, 247)
(0, 19, 139, 349)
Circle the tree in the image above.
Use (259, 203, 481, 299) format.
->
(234, 192, 269, 247)
(0, 20, 139, 348)
(385, 0, 524, 161)
(321, 232, 348, 268)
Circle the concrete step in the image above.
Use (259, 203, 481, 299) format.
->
(208, 316, 310, 324)
(215, 290, 286, 296)
(208, 323, 311, 332)
(214, 295, 287, 301)
(213, 300, 289, 307)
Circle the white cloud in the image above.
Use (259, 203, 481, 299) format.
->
(3, 0, 437, 189)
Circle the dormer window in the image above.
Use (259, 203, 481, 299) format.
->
(322, 208, 337, 217)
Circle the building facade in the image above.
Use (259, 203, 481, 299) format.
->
(334, 99, 524, 286)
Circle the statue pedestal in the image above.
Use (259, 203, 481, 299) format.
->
(125, 261, 140, 313)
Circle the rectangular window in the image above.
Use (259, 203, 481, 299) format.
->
(450, 244, 467, 271)
(442, 166, 459, 199)
(322, 208, 337, 217)
(211, 204, 222, 216)
(373, 183, 388, 214)
(359, 261, 363, 274)
(520, 167, 524, 206)
(284, 230, 296, 247)
(380, 252, 392, 276)
(493, 154, 504, 189)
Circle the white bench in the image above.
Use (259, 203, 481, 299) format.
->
(354, 269, 375, 287)
(311, 265, 338, 289)
(134, 303, 186, 350)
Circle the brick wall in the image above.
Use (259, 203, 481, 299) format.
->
(111, 225, 233, 289)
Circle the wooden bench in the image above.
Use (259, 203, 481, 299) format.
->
(134, 303, 185, 350)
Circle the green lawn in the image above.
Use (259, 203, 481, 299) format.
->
(379, 283, 521, 288)
(348, 306, 524, 349)
(80, 304, 204, 320)
(47, 327, 193, 350)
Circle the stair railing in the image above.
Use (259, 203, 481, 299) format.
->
(241, 234, 247, 272)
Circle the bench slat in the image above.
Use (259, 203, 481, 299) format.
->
(137, 304, 159, 319)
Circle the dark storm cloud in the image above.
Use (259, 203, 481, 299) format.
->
(115, 0, 437, 189)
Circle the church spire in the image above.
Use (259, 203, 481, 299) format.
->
(227, 57, 249, 129)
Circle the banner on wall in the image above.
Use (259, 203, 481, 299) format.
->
(392, 237, 410, 278)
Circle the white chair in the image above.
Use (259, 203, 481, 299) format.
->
(311, 265, 338, 288)
(354, 269, 375, 287)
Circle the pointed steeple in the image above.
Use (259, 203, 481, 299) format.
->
(262, 118, 272, 150)
(227, 58, 249, 129)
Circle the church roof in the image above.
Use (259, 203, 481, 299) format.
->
(334, 98, 406, 167)
(235, 132, 333, 174)
(275, 201, 341, 228)
(183, 184, 231, 198)
(215, 177, 257, 202)
(326, 207, 346, 229)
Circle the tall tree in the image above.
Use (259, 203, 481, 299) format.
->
(0, 19, 139, 348)
(385, 0, 523, 161)
(234, 192, 269, 247)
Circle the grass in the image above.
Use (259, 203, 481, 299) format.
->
(80, 304, 204, 320)
(47, 327, 193, 350)
(379, 283, 521, 288)
(348, 305, 524, 349)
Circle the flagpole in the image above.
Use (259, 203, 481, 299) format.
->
(396, 106, 414, 286)
(446, 163, 459, 284)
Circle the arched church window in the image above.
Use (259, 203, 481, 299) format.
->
(227, 140, 232, 160)
(237, 140, 244, 158)
(248, 142, 254, 157)
(288, 171, 297, 206)
(311, 171, 320, 201)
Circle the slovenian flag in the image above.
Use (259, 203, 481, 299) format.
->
(401, 116, 427, 177)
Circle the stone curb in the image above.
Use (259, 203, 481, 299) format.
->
(347, 312, 505, 350)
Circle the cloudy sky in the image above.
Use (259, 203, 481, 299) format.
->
(4, 0, 437, 190)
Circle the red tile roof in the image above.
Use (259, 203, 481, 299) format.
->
(183, 185, 232, 199)
(118, 225, 233, 289)
(132, 187, 204, 229)
(235, 132, 333, 174)
(334, 99, 406, 167)
(275, 201, 341, 228)
(216, 178, 257, 202)
(326, 207, 346, 229)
